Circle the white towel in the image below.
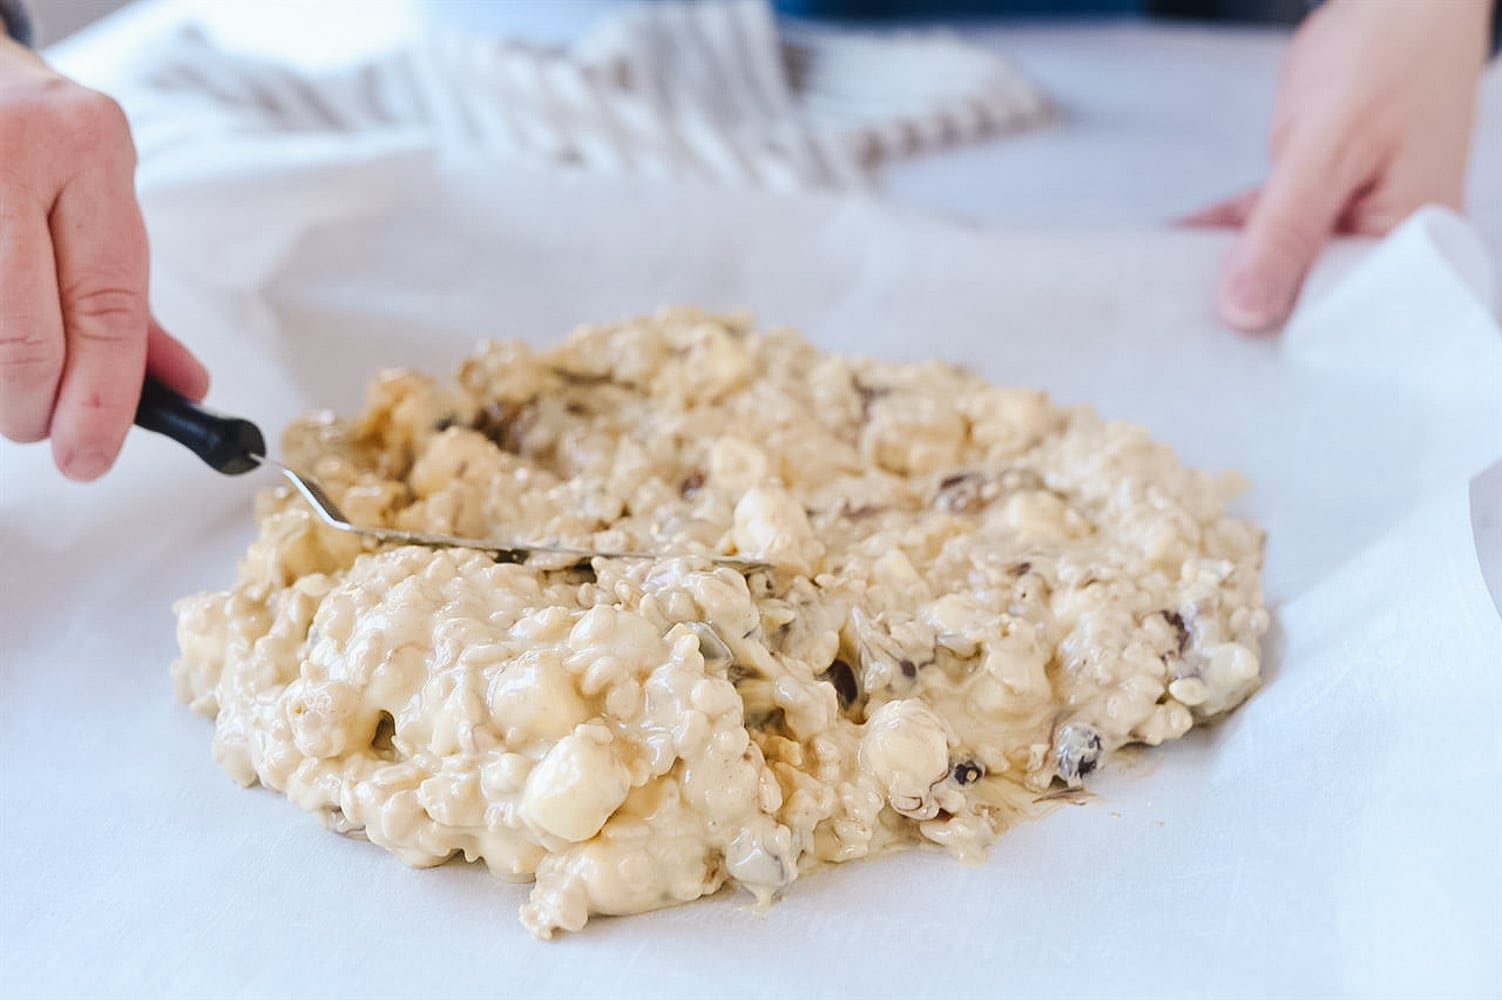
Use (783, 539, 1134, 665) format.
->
(120, 0, 1050, 191)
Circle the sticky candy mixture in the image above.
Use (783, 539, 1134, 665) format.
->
(174, 308, 1267, 937)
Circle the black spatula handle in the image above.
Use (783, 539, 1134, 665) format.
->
(134, 374, 265, 475)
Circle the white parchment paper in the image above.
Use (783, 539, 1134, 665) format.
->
(2, 149, 1499, 999)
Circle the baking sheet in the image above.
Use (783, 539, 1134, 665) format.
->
(2, 147, 1499, 998)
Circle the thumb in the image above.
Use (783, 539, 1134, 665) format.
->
(1218, 138, 1354, 332)
(146, 318, 211, 402)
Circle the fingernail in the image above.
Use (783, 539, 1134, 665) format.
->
(61, 447, 114, 482)
(1220, 272, 1280, 331)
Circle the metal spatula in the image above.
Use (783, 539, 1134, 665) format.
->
(133, 375, 769, 571)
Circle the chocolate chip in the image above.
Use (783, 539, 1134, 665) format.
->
(1008, 561, 1032, 577)
(899, 658, 917, 680)
(952, 760, 983, 786)
(472, 399, 534, 454)
(934, 471, 987, 513)
(1162, 610, 1190, 653)
(852, 376, 890, 421)
(680, 472, 705, 496)
(820, 658, 859, 709)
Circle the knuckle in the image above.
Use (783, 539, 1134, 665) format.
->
(64, 88, 127, 133)
(0, 82, 137, 172)
(56, 89, 137, 166)
(64, 284, 146, 339)
(0, 327, 64, 376)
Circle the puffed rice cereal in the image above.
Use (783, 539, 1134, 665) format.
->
(173, 307, 1268, 937)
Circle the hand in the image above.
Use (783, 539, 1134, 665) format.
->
(1183, 0, 1491, 332)
(0, 38, 207, 480)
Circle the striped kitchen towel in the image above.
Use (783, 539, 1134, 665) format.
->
(121, 0, 1051, 191)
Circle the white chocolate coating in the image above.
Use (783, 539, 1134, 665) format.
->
(174, 308, 1267, 937)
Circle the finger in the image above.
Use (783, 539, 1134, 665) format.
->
(146, 318, 210, 401)
(1218, 138, 1356, 332)
(1333, 175, 1447, 240)
(48, 140, 150, 482)
(0, 200, 66, 442)
(1175, 187, 1262, 229)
